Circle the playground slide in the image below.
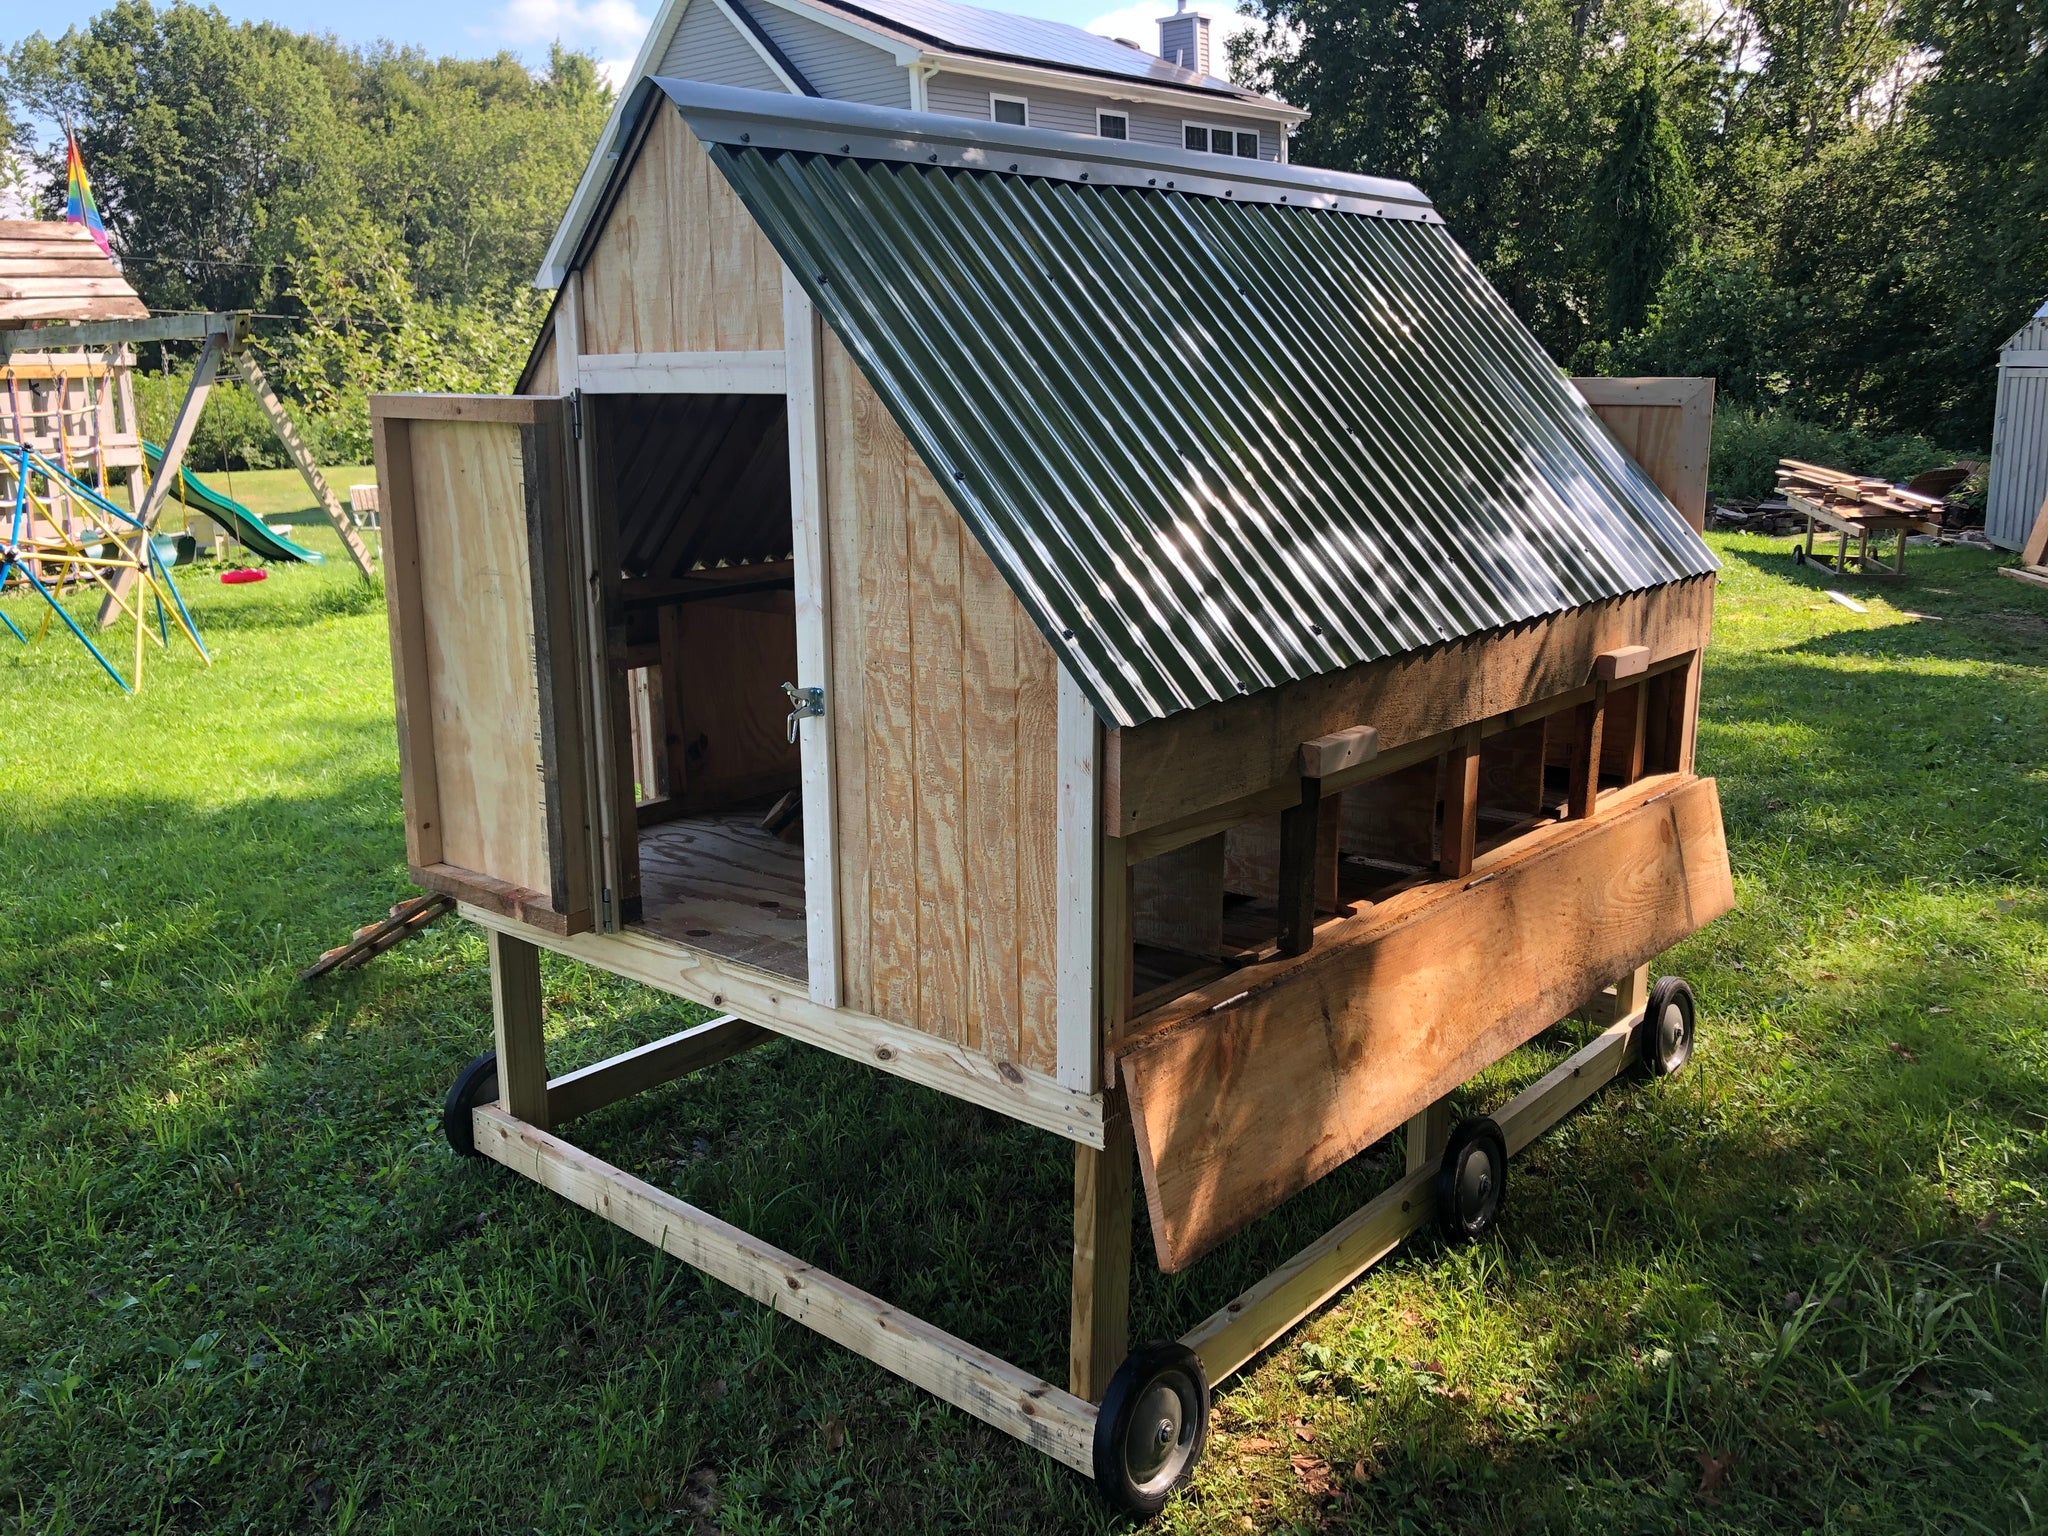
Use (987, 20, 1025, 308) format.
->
(141, 442, 325, 564)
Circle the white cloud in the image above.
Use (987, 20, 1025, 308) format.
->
(483, 0, 651, 83)
(1084, 2, 1263, 66)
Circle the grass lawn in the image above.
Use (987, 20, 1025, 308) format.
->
(144, 466, 379, 537)
(2, 521, 2046, 1534)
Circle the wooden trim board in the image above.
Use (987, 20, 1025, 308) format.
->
(783, 272, 842, 1009)
(1118, 775, 1733, 1270)
(577, 350, 787, 394)
(1106, 579, 1714, 839)
(1183, 1010, 1645, 1384)
(1055, 666, 1100, 1093)
(458, 902, 1108, 1146)
(472, 1106, 1096, 1472)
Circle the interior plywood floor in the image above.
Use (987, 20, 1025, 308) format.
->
(634, 812, 808, 983)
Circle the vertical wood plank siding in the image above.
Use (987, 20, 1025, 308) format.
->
(579, 108, 784, 357)
(823, 331, 1062, 1071)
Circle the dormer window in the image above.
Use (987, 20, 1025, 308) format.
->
(1185, 123, 1260, 158)
(1098, 111, 1129, 140)
(991, 94, 1029, 126)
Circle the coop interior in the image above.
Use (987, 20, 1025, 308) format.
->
(1127, 667, 1693, 1015)
(593, 392, 807, 983)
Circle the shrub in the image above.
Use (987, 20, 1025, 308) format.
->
(130, 374, 288, 473)
(1708, 406, 1983, 501)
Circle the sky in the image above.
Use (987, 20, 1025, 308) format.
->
(2, 0, 1259, 91)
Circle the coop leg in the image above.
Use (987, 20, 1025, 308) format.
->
(1405, 1096, 1453, 1175)
(490, 929, 550, 1128)
(1070, 1107, 1135, 1402)
(1587, 963, 1651, 1027)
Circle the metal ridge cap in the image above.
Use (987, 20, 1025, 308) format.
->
(653, 78, 1437, 218)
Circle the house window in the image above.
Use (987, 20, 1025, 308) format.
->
(1184, 123, 1262, 158)
(1098, 111, 1129, 140)
(991, 94, 1028, 126)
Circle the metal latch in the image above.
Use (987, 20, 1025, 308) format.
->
(782, 682, 824, 742)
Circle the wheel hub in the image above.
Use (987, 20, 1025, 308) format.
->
(1659, 1001, 1687, 1059)
(1457, 1147, 1497, 1224)
(1123, 1377, 1192, 1494)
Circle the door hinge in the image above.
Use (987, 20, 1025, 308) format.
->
(569, 390, 583, 440)
(781, 682, 825, 742)
(601, 885, 612, 929)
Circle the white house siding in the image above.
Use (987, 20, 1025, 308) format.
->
(656, 0, 791, 93)
(748, 1, 913, 106)
(925, 70, 1279, 161)
(1988, 313, 2048, 549)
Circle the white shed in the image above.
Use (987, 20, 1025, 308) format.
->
(1988, 300, 2048, 549)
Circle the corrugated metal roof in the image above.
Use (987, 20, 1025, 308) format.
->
(659, 83, 1720, 727)
(802, 0, 1263, 99)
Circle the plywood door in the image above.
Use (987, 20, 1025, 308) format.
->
(373, 394, 598, 934)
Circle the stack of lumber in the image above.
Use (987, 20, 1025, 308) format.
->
(1775, 459, 1944, 523)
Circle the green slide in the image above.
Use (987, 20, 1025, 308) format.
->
(142, 442, 326, 564)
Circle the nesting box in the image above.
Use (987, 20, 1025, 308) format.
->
(372, 81, 1732, 1512)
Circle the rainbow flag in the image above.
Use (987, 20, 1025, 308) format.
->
(65, 130, 111, 259)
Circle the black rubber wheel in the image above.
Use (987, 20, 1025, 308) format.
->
(442, 1050, 500, 1158)
(1436, 1117, 1507, 1244)
(1093, 1340, 1210, 1517)
(1793, 545, 1807, 565)
(1639, 976, 1697, 1077)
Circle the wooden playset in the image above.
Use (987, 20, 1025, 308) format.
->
(373, 83, 1734, 1513)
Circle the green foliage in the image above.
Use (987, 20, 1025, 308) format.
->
(130, 374, 287, 472)
(1595, 77, 1695, 335)
(1234, 0, 2044, 444)
(1708, 404, 1974, 499)
(266, 217, 544, 463)
(0, 3, 605, 410)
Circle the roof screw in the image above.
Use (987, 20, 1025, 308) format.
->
(1080, 172, 1089, 180)
(816, 273, 829, 283)
(1148, 178, 1156, 186)
(1167, 181, 1174, 188)
(929, 153, 939, 163)
(841, 143, 850, 152)
(955, 471, 967, 482)
(740, 132, 751, 143)
(1010, 163, 1019, 172)
(1309, 623, 1323, 635)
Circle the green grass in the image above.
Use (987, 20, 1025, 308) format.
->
(141, 466, 378, 536)
(2, 524, 2046, 1533)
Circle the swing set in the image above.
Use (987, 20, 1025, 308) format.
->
(0, 437, 208, 691)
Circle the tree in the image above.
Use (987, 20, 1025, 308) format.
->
(1595, 76, 1695, 334)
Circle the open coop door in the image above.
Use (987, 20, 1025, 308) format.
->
(373, 395, 600, 934)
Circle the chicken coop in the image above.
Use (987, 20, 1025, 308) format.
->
(372, 80, 1734, 1514)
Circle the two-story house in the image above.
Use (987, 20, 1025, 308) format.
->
(538, 0, 1305, 288)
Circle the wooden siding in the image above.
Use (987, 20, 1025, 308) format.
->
(821, 329, 1061, 1073)
(1571, 376, 1715, 531)
(1990, 324, 2048, 551)
(526, 327, 559, 394)
(578, 105, 784, 357)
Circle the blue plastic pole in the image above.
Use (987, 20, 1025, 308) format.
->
(9, 558, 131, 693)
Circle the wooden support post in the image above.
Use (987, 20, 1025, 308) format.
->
(545, 1014, 769, 1124)
(1587, 963, 1651, 1026)
(1071, 1106, 1135, 1403)
(232, 350, 376, 580)
(490, 929, 550, 1128)
(1276, 775, 1322, 956)
(1405, 1095, 1452, 1176)
(657, 604, 691, 805)
(1439, 726, 1481, 878)
(1567, 681, 1609, 820)
(97, 329, 222, 628)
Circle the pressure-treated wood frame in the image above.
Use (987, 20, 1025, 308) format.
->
(466, 921, 1665, 1463)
